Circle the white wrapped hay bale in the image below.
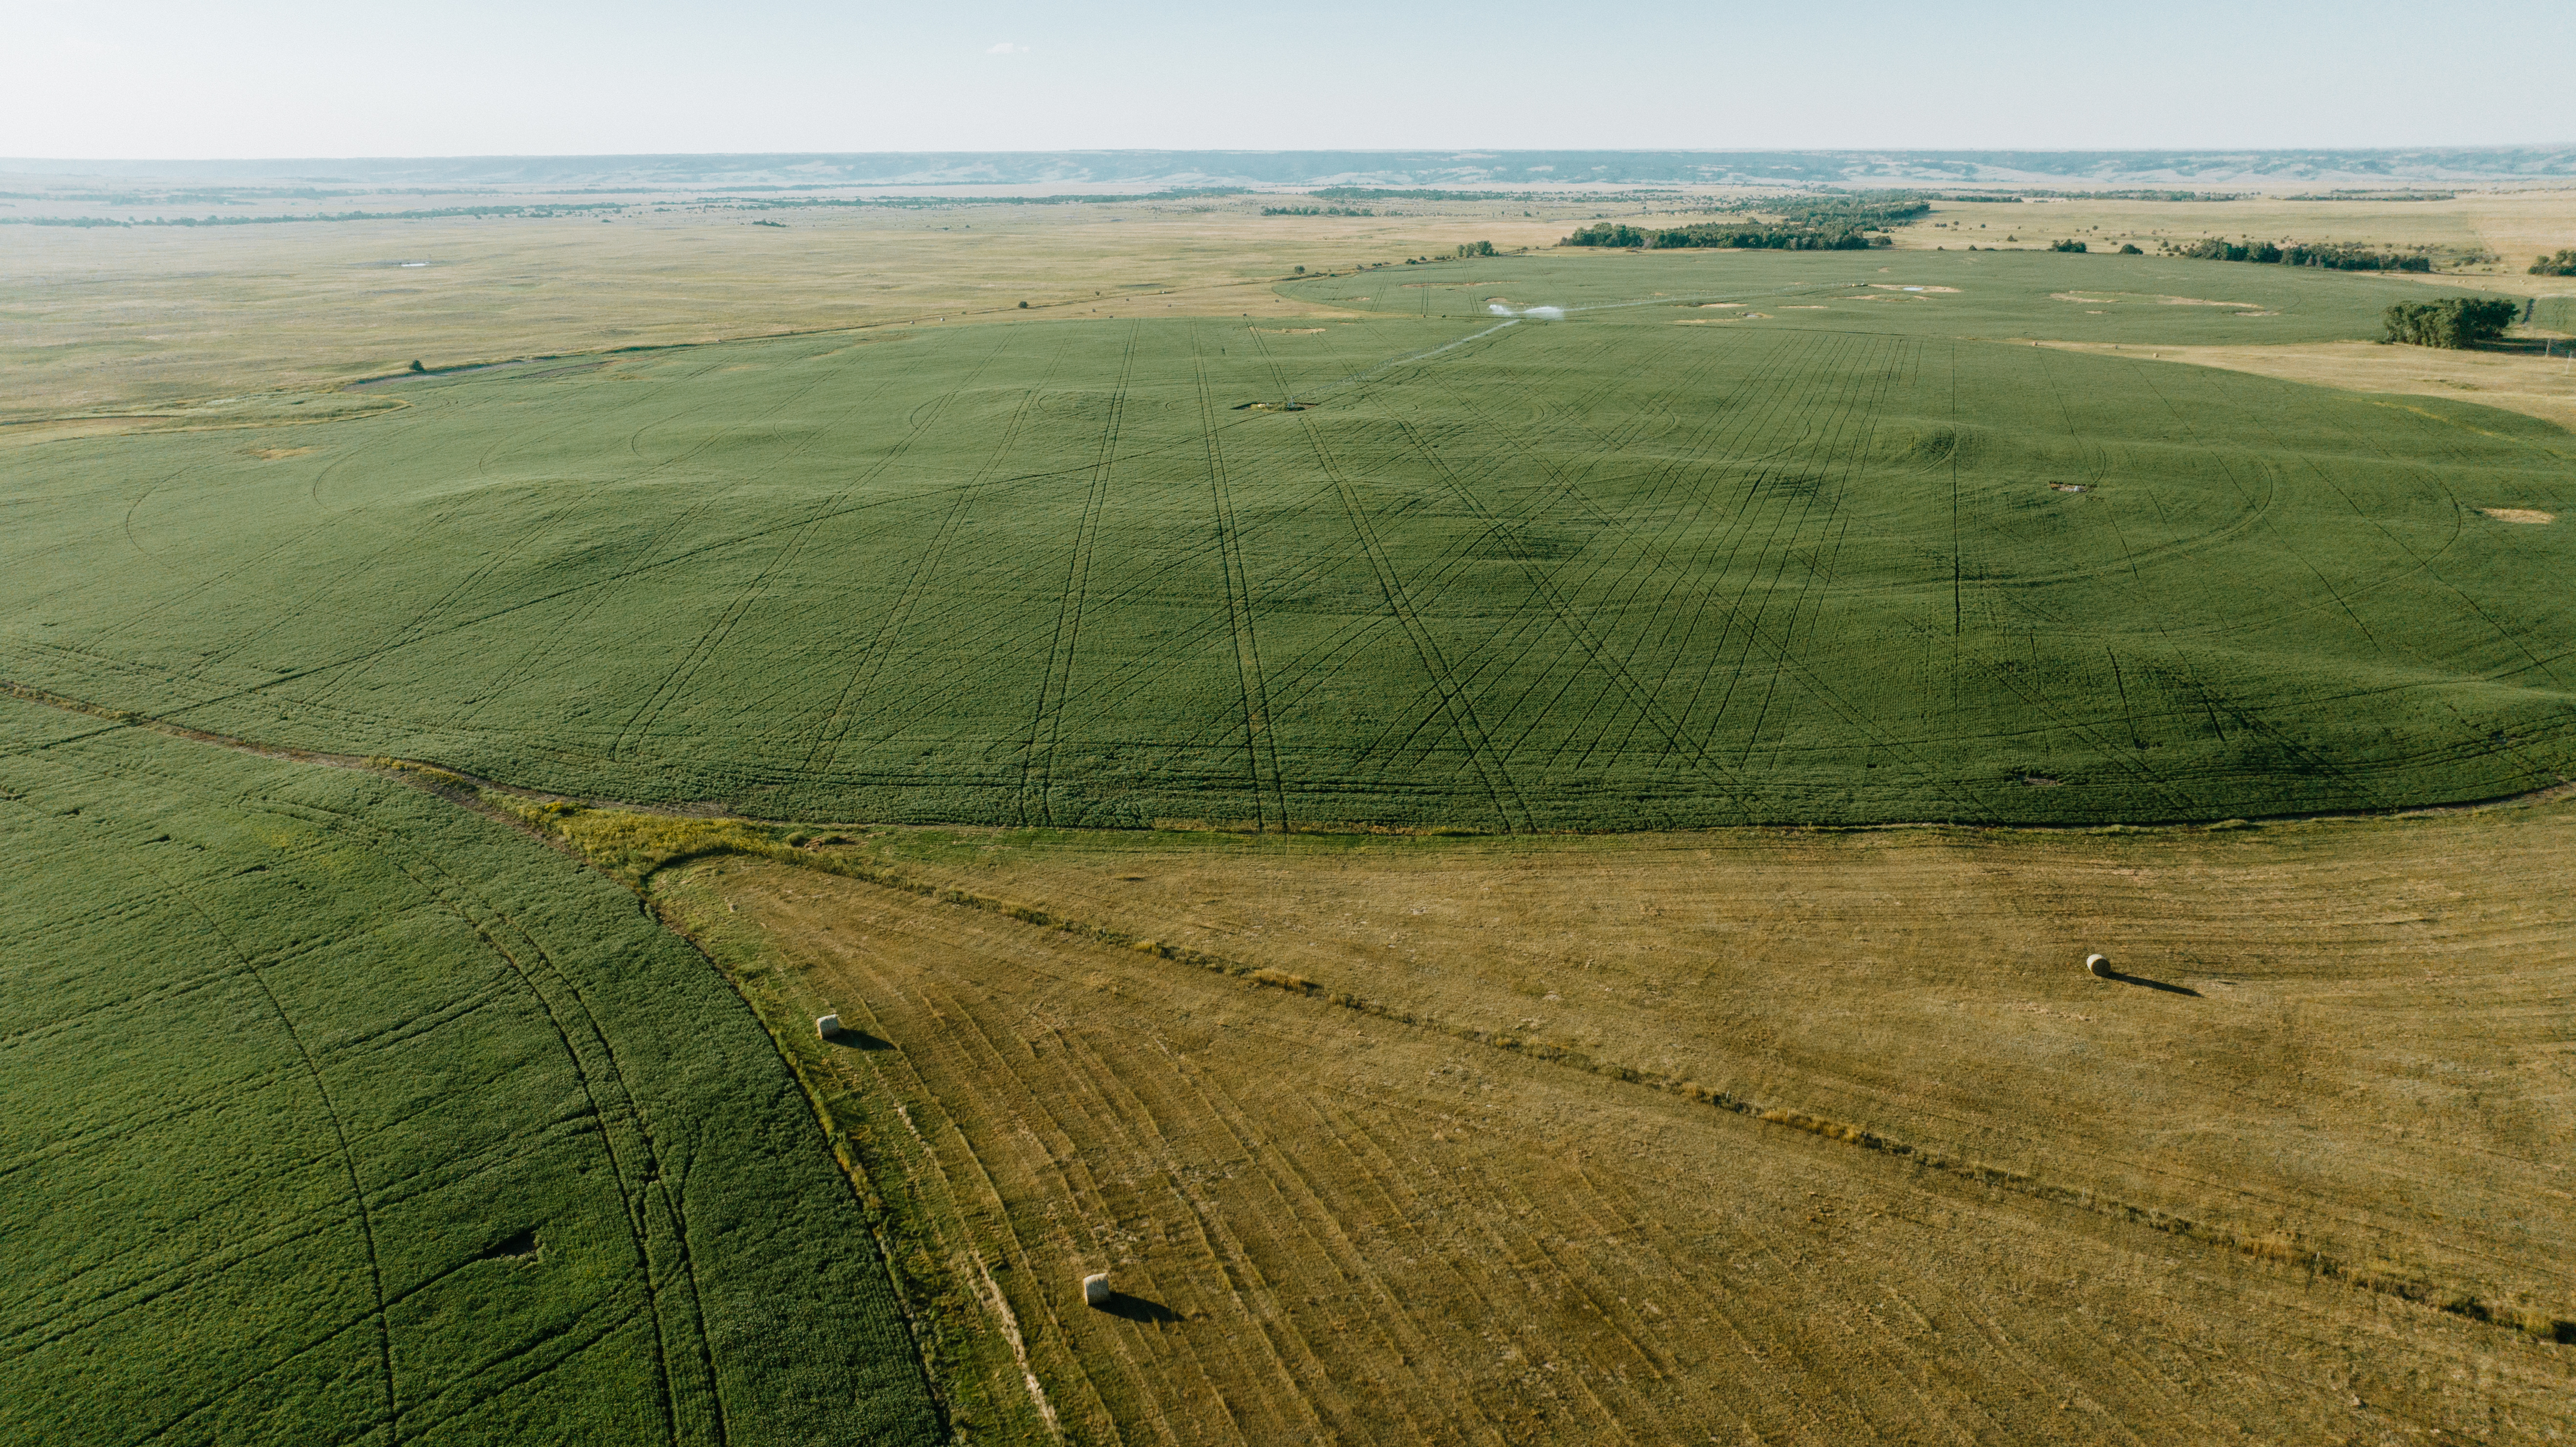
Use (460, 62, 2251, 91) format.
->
(816, 1013, 841, 1038)
(2085, 954, 2112, 979)
(1083, 1273, 1111, 1308)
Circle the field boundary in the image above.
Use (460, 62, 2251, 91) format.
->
(7, 678, 2572, 1350)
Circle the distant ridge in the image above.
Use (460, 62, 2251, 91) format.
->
(7, 148, 2575, 190)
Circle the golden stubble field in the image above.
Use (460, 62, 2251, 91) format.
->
(644, 797, 2576, 1445)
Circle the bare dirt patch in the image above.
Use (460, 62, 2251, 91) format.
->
(1249, 326, 1327, 335)
(2479, 507, 2557, 524)
(248, 445, 317, 460)
(2051, 291, 2255, 308)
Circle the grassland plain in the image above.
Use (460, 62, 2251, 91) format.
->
(581, 791, 2576, 1445)
(0, 695, 941, 1445)
(5, 251, 2570, 833)
(0, 193, 1573, 423)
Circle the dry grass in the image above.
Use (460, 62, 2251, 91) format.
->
(0, 197, 1574, 422)
(1899, 187, 2576, 294)
(2031, 336, 2576, 432)
(562, 796, 2576, 1443)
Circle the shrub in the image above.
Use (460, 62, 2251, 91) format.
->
(2532, 249, 2576, 277)
(2117, 243, 2143, 254)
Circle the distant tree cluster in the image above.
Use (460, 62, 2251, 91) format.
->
(2382, 298, 2519, 349)
(1456, 240, 1497, 256)
(2531, 249, 2576, 276)
(2168, 237, 2434, 272)
(1261, 205, 1374, 216)
(1566, 222, 1889, 251)
(1563, 194, 1927, 252)
(2049, 239, 2087, 253)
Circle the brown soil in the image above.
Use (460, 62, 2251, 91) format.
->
(2479, 507, 2557, 524)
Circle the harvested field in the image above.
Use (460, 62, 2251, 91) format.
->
(632, 790, 2576, 1444)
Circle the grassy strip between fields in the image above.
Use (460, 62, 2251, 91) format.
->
(482, 790, 2576, 1349)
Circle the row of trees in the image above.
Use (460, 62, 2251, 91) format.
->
(1566, 222, 1889, 251)
(2532, 250, 2576, 277)
(1564, 194, 1929, 252)
(2170, 237, 2434, 272)
(2383, 298, 2519, 349)
(1260, 206, 1374, 216)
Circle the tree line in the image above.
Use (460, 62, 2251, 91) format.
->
(1564, 195, 1928, 252)
(2168, 237, 2434, 272)
(2532, 249, 2576, 277)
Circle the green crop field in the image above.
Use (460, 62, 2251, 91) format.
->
(4, 250, 2569, 832)
(0, 696, 941, 1445)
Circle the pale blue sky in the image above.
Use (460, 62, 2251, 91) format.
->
(6, 0, 2570, 158)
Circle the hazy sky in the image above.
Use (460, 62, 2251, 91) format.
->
(7, 0, 2570, 158)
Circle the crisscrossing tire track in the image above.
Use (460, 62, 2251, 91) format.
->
(1017, 323, 1139, 827)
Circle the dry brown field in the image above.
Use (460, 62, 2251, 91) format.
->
(0, 190, 1583, 422)
(611, 795, 2576, 1446)
(2032, 339, 2576, 432)
(1899, 189, 2576, 288)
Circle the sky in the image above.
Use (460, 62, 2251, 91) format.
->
(5, 0, 2571, 159)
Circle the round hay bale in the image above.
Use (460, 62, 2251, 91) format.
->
(1083, 1272, 1111, 1308)
(816, 1012, 842, 1038)
(2085, 954, 2112, 979)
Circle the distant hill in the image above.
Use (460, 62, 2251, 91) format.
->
(7, 147, 2575, 190)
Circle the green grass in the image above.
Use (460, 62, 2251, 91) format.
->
(3, 251, 2569, 830)
(1293, 246, 2506, 341)
(0, 696, 942, 1445)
